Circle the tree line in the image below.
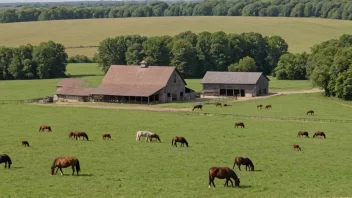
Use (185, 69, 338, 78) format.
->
(1, 0, 352, 23)
(95, 31, 288, 79)
(0, 41, 67, 80)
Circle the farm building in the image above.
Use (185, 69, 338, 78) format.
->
(201, 71, 269, 97)
(54, 78, 92, 102)
(54, 61, 194, 104)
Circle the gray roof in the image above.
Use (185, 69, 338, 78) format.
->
(201, 71, 269, 85)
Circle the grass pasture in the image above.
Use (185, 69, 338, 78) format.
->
(1, 17, 352, 56)
(0, 104, 352, 197)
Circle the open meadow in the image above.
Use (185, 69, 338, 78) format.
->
(1, 17, 352, 56)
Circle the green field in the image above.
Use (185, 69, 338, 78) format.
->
(1, 17, 352, 56)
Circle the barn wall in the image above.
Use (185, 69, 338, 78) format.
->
(57, 95, 87, 102)
(163, 70, 186, 102)
(256, 75, 269, 95)
(202, 84, 256, 97)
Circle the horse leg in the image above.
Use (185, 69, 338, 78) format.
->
(238, 165, 241, 171)
(175, 142, 177, 147)
(59, 167, 64, 176)
(55, 167, 59, 174)
(72, 166, 75, 176)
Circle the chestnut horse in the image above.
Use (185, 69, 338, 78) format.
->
(74, 132, 89, 141)
(0, 154, 12, 168)
(102, 133, 112, 140)
(313, 131, 326, 138)
(171, 136, 188, 147)
(192, 104, 203, 111)
(224, 104, 231, 107)
(307, 110, 314, 115)
(233, 157, 254, 171)
(297, 131, 309, 138)
(257, 104, 263, 109)
(265, 105, 272, 109)
(234, 122, 245, 128)
(21, 141, 30, 147)
(68, 132, 75, 139)
(39, 125, 52, 132)
(292, 144, 301, 151)
(208, 167, 240, 188)
(50, 156, 80, 176)
(215, 102, 222, 107)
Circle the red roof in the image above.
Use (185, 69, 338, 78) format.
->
(55, 87, 92, 96)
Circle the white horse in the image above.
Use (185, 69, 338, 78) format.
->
(136, 131, 155, 142)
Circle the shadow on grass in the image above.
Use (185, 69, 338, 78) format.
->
(77, 174, 94, 177)
(238, 185, 252, 189)
(11, 167, 24, 169)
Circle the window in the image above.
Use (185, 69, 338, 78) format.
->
(167, 93, 171, 97)
(180, 92, 183, 97)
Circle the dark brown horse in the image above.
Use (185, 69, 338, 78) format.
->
(192, 104, 203, 111)
(74, 132, 89, 141)
(150, 133, 161, 142)
(39, 125, 52, 132)
(102, 133, 112, 140)
(171, 136, 188, 147)
(257, 104, 263, 109)
(215, 102, 222, 107)
(307, 110, 314, 115)
(0, 154, 12, 168)
(21, 141, 30, 147)
(234, 122, 245, 128)
(50, 156, 80, 176)
(233, 157, 254, 171)
(313, 131, 326, 138)
(208, 167, 240, 188)
(292, 144, 301, 151)
(297, 131, 309, 138)
(223, 104, 232, 107)
(265, 105, 272, 109)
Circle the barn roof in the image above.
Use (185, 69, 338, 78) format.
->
(55, 87, 93, 96)
(201, 72, 269, 85)
(57, 78, 86, 88)
(93, 65, 186, 96)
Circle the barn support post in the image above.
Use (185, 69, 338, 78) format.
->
(141, 97, 142, 104)
(153, 94, 155, 104)
(148, 96, 150, 104)
(128, 96, 130, 103)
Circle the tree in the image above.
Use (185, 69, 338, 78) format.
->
(125, 43, 144, 65)
(265, 35, 288, 75)
(228, 56, 256, 72)
(170, 39, 199, 78)
(33, 41, 67, 79)
(274, 52, 309, 80)
(210, 31, 232, 71)
(142, 36, 172, 66)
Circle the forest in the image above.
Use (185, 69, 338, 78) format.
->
(1, 0, 352, 23)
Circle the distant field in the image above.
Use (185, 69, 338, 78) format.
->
(1, 17, 352, 56)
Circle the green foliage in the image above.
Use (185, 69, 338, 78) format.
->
(228, 56, 256, 72)
(1, 0, 352, 23)
(68, 55, 92, 63)
(274, 52, 309, 80)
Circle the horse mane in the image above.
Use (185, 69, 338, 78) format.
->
(183, 138, 188, 146)
(51, 157, 60, 169)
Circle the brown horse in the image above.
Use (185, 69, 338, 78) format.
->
(192, 104, 203, 111)
(234, 122, 245, 128)
(307, 110, 314, 115)
(208, 167, 240, 188)
(215, 102, 222, 107)
(297, 131, 309, 138)
(39, 125, 52, 132)
(257, 104, 263, 109)
(150, 133, 161, 142)
(223, 104, 232, 107)
(50, 156, 80, 176)
(265, 105, 272, 109)
(313, 131, 326, 138)
(233, 157, 254, 171)
(74, 132, 89, 141)
(68, 132, 75, 139)
(21, 141, 30, 147)
(171, 136, 188, 147)
(102, 133, 112, 140)
(292, 144, 301, 151)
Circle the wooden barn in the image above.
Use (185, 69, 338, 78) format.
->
(201, 71, 269, 97)
(54, 79, 91, 102)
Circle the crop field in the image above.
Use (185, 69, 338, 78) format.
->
(1, 17, 352, 56)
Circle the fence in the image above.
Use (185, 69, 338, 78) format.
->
(0, 98, 44, 104)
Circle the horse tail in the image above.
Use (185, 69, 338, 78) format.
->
(136, 132, 140, 141)
(75, 159, 81, 174)
(51, 157, 59, 169)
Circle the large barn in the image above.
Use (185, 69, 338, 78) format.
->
(201, 71, 269, 97)
(54, 61, 194, 104)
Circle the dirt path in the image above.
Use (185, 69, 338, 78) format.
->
(35, 88, 324, 112)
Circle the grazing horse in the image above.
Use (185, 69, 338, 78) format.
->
(192, 104, 203, 111)
(208, 167, 240, 188)
(307, 110, 314, 115)
(171, 136, 188, 147)
(149, 133, 161, 142)
(102, 133, 112, 140)
(234, 122, 245, 128)
(136, 131, 159, 142)
(21, 141, 30, 147)
(215, 102, 222, 107)
(265, 105, 272, 109)
(224, 104, 231, 107)
(74, 132, 89, 141)
(0, 154, 12, 168)
(313, 131, 326, 138)
(68, 132, 75, 139)
(292, 144, 301, 151)
(50, 156, 80, 176)
(257, 104, 263, 109)
(233, 157, 254, 171)
(39, 125, 52, 132)
(297, 131, 309, 138)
